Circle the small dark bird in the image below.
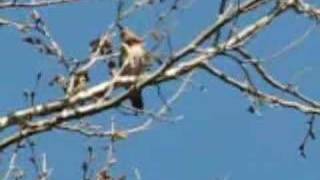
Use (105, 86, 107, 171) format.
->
(119, 27, 151, 109)
(90, 33, 113, 57)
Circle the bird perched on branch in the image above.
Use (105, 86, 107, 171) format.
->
(50, 71, 89, 97)
(67, 71, 89, 96)
(119, 27, 152, 109)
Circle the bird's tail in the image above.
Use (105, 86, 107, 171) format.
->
(129, 89, 144, 110)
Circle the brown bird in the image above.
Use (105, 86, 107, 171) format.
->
(49, 71, 89, 97)
(119, 27, 151, 109)
(67, 71, 89, 96)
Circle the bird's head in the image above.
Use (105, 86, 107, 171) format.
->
(121, 27, 144, 46)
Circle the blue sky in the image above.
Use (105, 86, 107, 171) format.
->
(1, 0, 320, 179)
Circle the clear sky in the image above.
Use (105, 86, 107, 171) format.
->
(1, 0, 320, 179)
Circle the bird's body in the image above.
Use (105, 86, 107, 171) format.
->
(49, 71, 89, 97)
(66, 71, 89, 96)
(120, 42, 149, 76)
(119, 28, 151, 109)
